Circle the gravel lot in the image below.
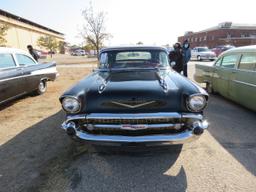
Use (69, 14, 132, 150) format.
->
(0, 62, 255, 192)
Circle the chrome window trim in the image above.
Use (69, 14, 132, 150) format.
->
(232, 80, 256, 88)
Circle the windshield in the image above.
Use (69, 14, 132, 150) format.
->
(198, 47, 210, 52)
(99, 50, 169, 69)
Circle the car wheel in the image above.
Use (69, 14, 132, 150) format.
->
(206, 82, 215, 94)
(197, 55, 201, 61)
(35, 80, 47, 95)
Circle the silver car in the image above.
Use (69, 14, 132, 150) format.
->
(191, 47, 217, 61)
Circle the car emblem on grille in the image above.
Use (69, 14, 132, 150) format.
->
(110, 100, 156, 108)
(121, 124, 148, 130)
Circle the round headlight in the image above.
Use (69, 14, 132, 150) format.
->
(187, 95, 207, 112)
(62, 97, 81, 113)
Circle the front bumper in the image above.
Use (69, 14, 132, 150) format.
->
(61, 112, 209, 146)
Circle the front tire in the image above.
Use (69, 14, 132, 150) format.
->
(197, 55, 201, 61)
(35, 80, 47, 95)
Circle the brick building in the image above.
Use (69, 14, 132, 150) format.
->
(178, 22, 256, 48)
(0, 9, 64, 51)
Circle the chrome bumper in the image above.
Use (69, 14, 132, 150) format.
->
(61, 112, 209, 145)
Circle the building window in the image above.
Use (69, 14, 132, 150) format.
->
(199, 37, 202, 42)
(195, 37, 197, 42)
(212, 36, 215, 40)
(204, 36, 207, 41)
(191, 38, 193, 42)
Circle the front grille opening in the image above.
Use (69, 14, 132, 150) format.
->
(74, 117, 191, 136)
(83, 118, 182, 125)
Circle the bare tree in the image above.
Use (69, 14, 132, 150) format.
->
(81, 4, 111, 57)
(0, 24, 9, 46)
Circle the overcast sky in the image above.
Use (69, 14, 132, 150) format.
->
(1, 0, 256, 46)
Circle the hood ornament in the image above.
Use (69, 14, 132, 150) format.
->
(98, 81, 107, 94)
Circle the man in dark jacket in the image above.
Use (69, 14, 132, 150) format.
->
(27, 45, 39, 62)
(182, 40, 191, 77)
(169, 42, 183, 73)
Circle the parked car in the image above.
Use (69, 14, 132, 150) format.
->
(60, 46, 209, 146)
(0, 47, 58, 105)
(71, 50, 86, 56)
(211, 45, 235, 57)
(194, 45, 256, 111)
(34, 49, 47, 59)
(191, 47, 217, 61)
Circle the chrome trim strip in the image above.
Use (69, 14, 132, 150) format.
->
(0, 71, 57, 82)
(232, 80, 256, 88)
(0, 92, 27, 105)
(87, 123, 183, 130)
(65, 112, 204, 122)
(85, 112, 181, 120)
(182, 113, 203, 120)
(110, 100, 156, 109)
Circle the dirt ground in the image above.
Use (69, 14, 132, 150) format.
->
(0, 63, 255, 192)
(38, 54, 98, 65)
(0, 67, 92, 192)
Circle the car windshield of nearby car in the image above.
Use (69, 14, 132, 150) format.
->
(99, 50, 169, 70)
(198, 47, 210, 52)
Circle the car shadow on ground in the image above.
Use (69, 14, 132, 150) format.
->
(206, 94, 256, 176)
(0, 111, 187, 192)
(66, 145, 187, 192)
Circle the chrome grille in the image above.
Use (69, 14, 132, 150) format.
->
(85, 117, 181, 125)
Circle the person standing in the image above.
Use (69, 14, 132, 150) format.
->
(182, 40, 191, 77)
(27, 45, 39, 62)
(168, 42, 183, 73)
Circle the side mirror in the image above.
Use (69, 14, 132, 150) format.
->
(170, 61, 176, 67)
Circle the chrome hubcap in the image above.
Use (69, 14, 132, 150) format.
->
(39, 82, 46, 92)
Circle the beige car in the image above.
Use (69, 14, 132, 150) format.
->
(194, 45, 256, 111)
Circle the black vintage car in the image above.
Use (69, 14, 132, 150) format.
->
(60, 46, 209, 146)
(0, 48, 58, 105)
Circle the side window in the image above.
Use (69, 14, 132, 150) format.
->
(159, 52, 169, 66)
(239, 54, 256, 71)
(221, 55, 238, 68)
(215, 57, 222, 67)
(99, 53, 108, 68)
(0, 54, 16, 68)
(16, 54, 36, 66)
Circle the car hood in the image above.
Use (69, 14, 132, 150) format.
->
(61, 69, 206, 113)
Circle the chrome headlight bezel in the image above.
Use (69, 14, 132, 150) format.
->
(62, 96, 81, 114)
(186, 94, 207, 112)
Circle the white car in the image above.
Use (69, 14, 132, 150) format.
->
(191, 47, 217, 61)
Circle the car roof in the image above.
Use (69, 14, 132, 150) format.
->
(0, 47, 29, 55)
(220, 45, 256, 56)
(100, 46, 167, 53)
